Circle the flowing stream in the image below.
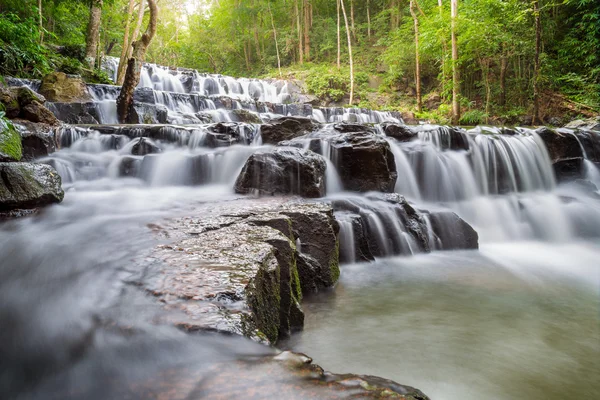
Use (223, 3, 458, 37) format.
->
(3, 61, 600, 399)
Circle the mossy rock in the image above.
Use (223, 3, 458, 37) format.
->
(231, 109, 262, 124)
(39, 72, 91, 102)
(0, 114, 22, 161)
(0, 162, 64, 211)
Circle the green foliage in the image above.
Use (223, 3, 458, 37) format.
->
(0, 13, 49, 77)
(305, 65, 349, 103)
(459, 109, 488, 126)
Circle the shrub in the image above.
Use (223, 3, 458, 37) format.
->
(0, 13, 49, 77)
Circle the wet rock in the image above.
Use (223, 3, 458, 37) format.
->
(564, 117, 600, 132)
(46, 102, 101, 124)
(329, 131, 397, 192)
(39, 72, 91, 102)
(420, 125, 470, 151)
(149, 221, 301, 344)
(21, 101, 60, 125)
(333, 122, 375, 134)
(144, 199, 340, 343)
(234, 147, 327, 198)
(131, 137, 161, 156)
(426, 210, 479, 250)
(260, 116, 320, 145)
(382, 122, 418, 141)
(231, 109, 262, 124)
(130, 103, 168, 124)
(0, 87, 58, 126)
(0, 162, 63, 211)
(0, 86, 21, 118)
(204, 123, 257, 147)
(117, 156, 142, 177)
(14, 121, 56, 160)
(553, 157, 584, 182)
(537, 127, 582, 163)
(133, 87, 156, 104)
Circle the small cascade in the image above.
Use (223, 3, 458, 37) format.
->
(315, 107, 402, 124)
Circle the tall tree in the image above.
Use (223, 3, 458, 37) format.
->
(410, 0, 422, 112)
(117, 0, 158, 123)
(268, 1, 282, 77)
(337, 0, 341, 69)
(532, 0, 541, 124)
(38, 0, 43, 44)
(450, 0, 460, 124)
(116, 0, 136, 85)
(85, 0, 103, 68)
(340, 0, 354, 105)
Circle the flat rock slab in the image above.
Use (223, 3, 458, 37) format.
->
(141, 198, 339, 345)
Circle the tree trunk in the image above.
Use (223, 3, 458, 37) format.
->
(296, 0, 303, 64)
(367, 0, 371, 39)
(127, 0, 146, 61)
(303, 0, 310, 61)
(38, 0, 44, 44)
(85, 0, 103, 69)
(116, 0, 136, 85)
(340, 0, 354, 105)
(532, 0, 541, 124)
(337, 0, 341, 69)
(268, 2, 282, 77)
(499, 50, 508, 107)
(350, 0, 356, 40)
(450, 0, 460, 124)
(410, 0, 421, 112)
(116, 0, 158, 124)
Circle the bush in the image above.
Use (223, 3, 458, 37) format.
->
(305, 66, 348, 103)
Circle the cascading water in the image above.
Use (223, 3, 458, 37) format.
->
(2, 56, 599, 400)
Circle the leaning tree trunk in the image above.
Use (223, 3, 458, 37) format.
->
(116, 0, 158, 124)
(450, 0, 460, 125)
(116, 0, 136, 85)
(532, 0, 541, 125)
(85, 0, 103, 69)
(410, 0, 422, 112)
(340, 0, 354, 105)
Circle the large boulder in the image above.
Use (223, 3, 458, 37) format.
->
(329, 131, 397, 192)
(0, 163, 64, 211)
(39, 72, 91, 103)
(234, 147, 327, 198)
(20, 101, 59, 125)
(260, 116, 320, 144)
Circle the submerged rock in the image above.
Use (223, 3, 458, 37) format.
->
(234, 147, 327, 198)
(131, 137, 161, 156)
(426, 210, 479, 250)
(0, 162, 63, 211)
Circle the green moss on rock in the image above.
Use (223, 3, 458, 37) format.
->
(0, 114, 22, 161)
